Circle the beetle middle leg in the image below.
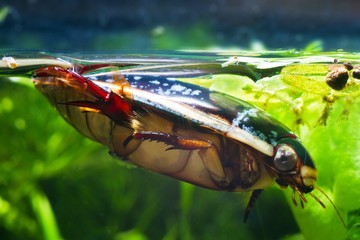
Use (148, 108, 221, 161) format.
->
(125, 130, 227, 181)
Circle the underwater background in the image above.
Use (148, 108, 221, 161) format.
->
(1, 0, 360, 51)
(0, 1, 359, 240)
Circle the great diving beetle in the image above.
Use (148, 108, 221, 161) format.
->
(0, 53, 344, 224)
(31, 62, 321, 221)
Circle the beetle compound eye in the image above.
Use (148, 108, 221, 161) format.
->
(273, 144, 298, 172)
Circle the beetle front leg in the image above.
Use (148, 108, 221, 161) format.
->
(125, 131, 226, 180)
(243, 189, 263, 222)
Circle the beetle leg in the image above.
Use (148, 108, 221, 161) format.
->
(291, 189, 298, 207)
(124, 131, 211, 150)
(34, 66, 133, 123)
(243, 189, 263, 222)
(125, 131, 226, 179)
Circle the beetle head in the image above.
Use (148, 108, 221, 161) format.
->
(268, 138, 347, 228)
(270, 137, 317, 194)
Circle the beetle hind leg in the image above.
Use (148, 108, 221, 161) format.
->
(34, 66, 133, 123)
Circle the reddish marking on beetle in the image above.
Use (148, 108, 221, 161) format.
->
(277, 133, 298, 140)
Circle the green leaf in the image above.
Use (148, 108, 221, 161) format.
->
(30, 189, 62, 240)
(304, 40, 324, 52)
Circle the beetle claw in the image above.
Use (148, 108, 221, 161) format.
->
(165, 147, 177, 151)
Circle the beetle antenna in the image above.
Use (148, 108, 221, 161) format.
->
(314, 186, 347, 229)
(308, 192, 326, 209)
